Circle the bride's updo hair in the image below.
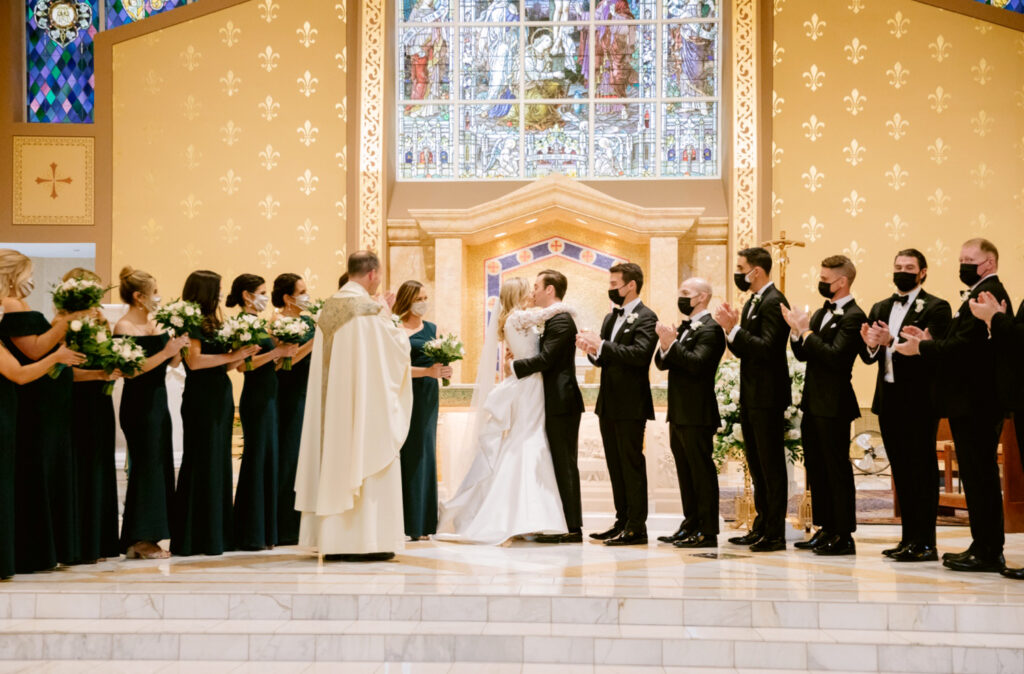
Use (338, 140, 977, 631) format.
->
(497, 277, 531, 341)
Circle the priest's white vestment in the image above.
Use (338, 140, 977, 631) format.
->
(294, 281, 413, 554)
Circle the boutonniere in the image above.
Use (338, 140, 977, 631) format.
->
(625, 313, 638, 325)
(960, 290, 971, 301)
(914, 298, 925, 313)
(834, 307, 845, 316)
(751, 294, 763, 308)
(690, 319, 703, 330)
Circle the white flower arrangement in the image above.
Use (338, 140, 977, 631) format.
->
(218, 313, 270, 370)
(422, 332, 465, 387)
(914, 298, 925, 313)
(271, 316, 315, 371)
(154, 299, 204, 358)
(52, 276, 109, 313)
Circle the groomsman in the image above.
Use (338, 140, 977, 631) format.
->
(654, 278, 726, 548)
(783, 256, 867, 556)
(714, 247, 791, 552)
(895, 238, 1012, 573)
(577, 263, 658, 546)
(860, 249, 951, 562)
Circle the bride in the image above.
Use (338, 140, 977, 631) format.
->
(435, 277, 573, 544)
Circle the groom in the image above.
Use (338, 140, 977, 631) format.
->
(509, 270, 585, 543)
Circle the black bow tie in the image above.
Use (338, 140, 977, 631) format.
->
(678, 319, 691, 330)
(613, 308, 624, 317)
(823, 301, 837, 312)
(892, 294, 908, 306)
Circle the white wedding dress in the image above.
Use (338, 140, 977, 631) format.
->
(435, 306, 570, 545)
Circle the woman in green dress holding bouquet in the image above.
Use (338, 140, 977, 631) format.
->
(171, 271, 260, 556)
(114, 267, 190, 560)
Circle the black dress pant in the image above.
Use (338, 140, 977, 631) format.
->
(669, 424, 719, 535)
(546, 412, 583, 532)
(949, 412, 1005, 556)
(739, 407, 788, 539)
(801, 413, 856, 535)
(599, 416, 648, 530)
(878, 402, 939, 546)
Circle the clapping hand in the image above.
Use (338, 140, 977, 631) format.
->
(892, 325, 931, 356)
(655, 322, 676, 351)
(576, 330, 601, 355)
(860, 321, 891, 349)
(713, 303, 740, 334)
(780, 304, 810, 337)
(969, 291, 1006, 326)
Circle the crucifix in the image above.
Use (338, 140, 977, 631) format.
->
(760, 229, 805, 295)
(35, 162, 73, 200)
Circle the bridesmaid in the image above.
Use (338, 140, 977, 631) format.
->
(270, 273, 315, 546)
(170, 271, 260, 556)
(227, 274, 297, 551)
(65, 268, 122, 564)
(393, 281, 450, 541)
(113, 267, 190, 559)
(0, 250, 87, 572)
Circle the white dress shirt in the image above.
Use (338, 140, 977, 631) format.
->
(792, 294, 855, 343)
(871, 286, 921, 383)
(659, 309, 711, 359)
(594, 296, 642, 360)
(726, 281, 774, 343)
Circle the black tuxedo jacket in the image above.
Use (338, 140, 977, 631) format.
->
(512, 311, 585, 416)
(988, 300, 1024, 411)
(791, 299, 867, 420)
(591, 302, 658, 421)
(654, 315, 726, 427)
(859, 289, 952, 416)
(919, 275, 1013, 418)
(727, 284, 791, 410)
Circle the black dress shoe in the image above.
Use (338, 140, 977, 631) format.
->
(890, 543, 938, 563)
(657, 523, 692, 544)
(728, 531, 763, 546)
(749, 537, 786, 552)
(882, 541, 909, 558)
(794, 529, 828, 550)
(814, 535, 856, 556)
(604, 528, 648, 546)
(1000, 567, 1024, 580)
(535, 531, 583, 544)
(673, 532, 717, 549)
(590, 525, 624, 541)
(943, 552, 1005, 573)
(942, 547, 972, 562)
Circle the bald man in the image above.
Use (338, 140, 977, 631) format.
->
(654, 277, 726, 548)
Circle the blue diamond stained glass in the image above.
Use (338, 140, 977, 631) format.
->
(27, 0, 98, 123)
(106, 0, 190, 30)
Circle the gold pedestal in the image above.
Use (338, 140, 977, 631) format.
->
(796, 487, 813, 533)
(731, 461, 757, 530)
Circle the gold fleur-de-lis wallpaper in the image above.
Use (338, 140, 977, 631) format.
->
(111, 0, 346, 301)
(774, 0, 1024, 397)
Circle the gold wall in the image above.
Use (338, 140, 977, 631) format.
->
(773, 0, 1024, 398)
(110, 0, 347, 298)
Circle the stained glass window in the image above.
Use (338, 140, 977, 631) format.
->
(974, 0, 1024, 13)
(396, 0, 720, 180)
(26, 0, 196, 123)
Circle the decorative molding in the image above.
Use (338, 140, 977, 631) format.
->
(358, 0, 385, 252)
(13, 136, 95, 225)
(731, 0, 759, 252)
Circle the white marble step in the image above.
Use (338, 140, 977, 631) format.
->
(2, 592, 1023, 634)
(0, 619, 1021, 672)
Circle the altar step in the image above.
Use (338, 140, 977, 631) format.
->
(1, 594, 1023, 672)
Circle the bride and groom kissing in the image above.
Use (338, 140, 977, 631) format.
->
(436, 263, 657, 547)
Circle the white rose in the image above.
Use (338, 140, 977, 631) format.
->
(171, 316, 184, 327)
(241, 332, 252, 342)
(69, 320, 83, 332)
(185, 306, 196, 316)
(96, 331, 108, 343)
(787, 429, 802, 440)
(732, 426, 744, 443)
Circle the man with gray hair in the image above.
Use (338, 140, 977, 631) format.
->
(654, 277, 726, 548)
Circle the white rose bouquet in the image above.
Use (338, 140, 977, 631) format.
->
(58, 316, 110, 379)
(271, 316, 314, 371)
(217, 313, 270, 371)
(153, 298, 204, 358)
(307, 298, 326, 317)
(98, 337, 147, 395)
(51, 277, 110, 313)
(421, 332, 465, 387)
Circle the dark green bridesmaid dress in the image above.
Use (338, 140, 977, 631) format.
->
(0, 351, 16, 579)
(171, 337, 235, 556)
(233, 336, 279, 550)
(400, 321, 439, 539)
(119, 334, 174, 551)
(276, 316, 314, 546)
(0, 311, 78, 572)
(72, 376, 120, 562)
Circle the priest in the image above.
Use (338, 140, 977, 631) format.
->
(294, 251, 412, 561)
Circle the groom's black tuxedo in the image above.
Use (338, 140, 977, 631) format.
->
(590, 301, 658, 530)
(513, 310, 584, 531)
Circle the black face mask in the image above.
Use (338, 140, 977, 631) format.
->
(892, 271, 919, 293)
(608, 288, 626, 306)
(677, 296, 694, 316)
(733, 272, 751, 292)
(818, 281, 836, 300)
(959, 263, 981, 287)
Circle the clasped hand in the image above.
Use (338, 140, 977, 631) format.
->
(655, 321, 677, 351)
(969, 290, 1007, 326)
(712, 303, 740, 334)
(859, 321, 892, 349)
(575, 330, 601, 356)
(780, 304, 810, 337)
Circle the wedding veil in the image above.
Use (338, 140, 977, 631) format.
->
(449, 307, 501, 489)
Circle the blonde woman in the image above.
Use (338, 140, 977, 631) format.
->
(435, 277, 574, 544)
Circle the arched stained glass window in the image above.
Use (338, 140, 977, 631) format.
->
(396, 0, 720, 181)
(26, 0, 195, 123)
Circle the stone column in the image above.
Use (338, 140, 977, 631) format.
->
(434, 237, 464, 383)
(648, 236, 679, 385)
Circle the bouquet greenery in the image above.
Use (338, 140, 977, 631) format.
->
(52, 277, 109, 313)
(153, 299, 204, 358)
(217, 313, 270, 371)
(99, 337, 147, 395)
(64, 317, 147, 394)
(307, 298, 326, 317)
(712, 353, 806, 470)
(271, 316, 315, 371)
(421, 332, 464, 387)
(58, 316, 109, 379)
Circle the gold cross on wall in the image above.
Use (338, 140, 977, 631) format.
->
(35, 162, 73, 200)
